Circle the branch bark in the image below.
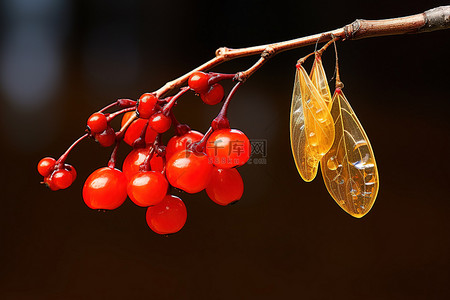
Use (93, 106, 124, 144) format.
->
(155, 5, 450, 98)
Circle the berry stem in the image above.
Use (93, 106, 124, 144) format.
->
(55, 133, 89, 167)
(132, 120, 149, 149)
(141, 135, 161, 172)
(106, 107, 136, 122)
(211, 81, 242, 130)
(192, 127, 213, 153)
(116, 112, 137, 139)
(108, 140, 121, 169)
(170, 112, 190, 136)
(161, 87, 190, 115)
(99, 99, 136, 113)
(207, 73, 236, 85)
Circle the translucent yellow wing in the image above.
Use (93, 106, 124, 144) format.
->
(290, 65, 335, 182)
(298, 65, 335, 159)
(320, 89, 379, 218)
(310, 53, 332, 108)
(290, 69, 317, 182)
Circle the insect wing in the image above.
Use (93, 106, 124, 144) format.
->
(320, 90, 379, 218)
(290, 68, 318, 182)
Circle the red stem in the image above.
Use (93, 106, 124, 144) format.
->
(106, 107, 135, 122)
(55, 133, 89, 167)
(107, 140, 121, 169)
(211, 81, 242, 130)
(161, 87, 190, 115)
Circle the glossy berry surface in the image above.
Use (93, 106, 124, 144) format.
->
(206, 168, 244, 205)
(82, 167, 127, 210)
(166, 150, 213, 193)
(188, 71, 211, 93)
(44, 175, 59, 191)
(149, 113, 172, 133)
(95, 126, 116, 147)
(52, 169, 74, 190)
(37, 157, 56, 177)
(122, 147, 164, 180)
(165, 130, 204, 160)
(201, 83, 224, 105)
(206, 129, 251, 168)
(65, 164, 77, 183)
(87, 112, 108, 133)
(122, 112, 158, 146)
(127, 171, 168, 207)
(146, 195, 187, 235)
(137, 93, 158, 119)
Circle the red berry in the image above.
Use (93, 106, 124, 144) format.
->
(65, 164, 77, 183)
(201, 83, 224, 105)
(137, 93, 158, 119)
(52, 169, 74, 189)
(206, 129, 250, 168)
(166, 150, 213, 193)
(82, 167, 127, 210)
(188, 71, 211, 93)
(95, 126, 116, 147)
(121, 112, 158, 146)
(166, 130, 204, 160)
(44, 175, 59, 191)
(123, 147, 164, 180)
(206, 168, 244, 205)
(37, 157, 56, 177)
(127, 171, 168, 207)
(87, 112, 108, 133)
(146, 195, 187, 234)
(149, 113, 172, 133)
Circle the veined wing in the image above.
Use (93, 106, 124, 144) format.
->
(310, 53, 332, 109)
(290, 68, 318, 182)
(320, 89, 379, 218)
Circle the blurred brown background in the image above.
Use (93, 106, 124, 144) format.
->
(1, 0, 449, 299)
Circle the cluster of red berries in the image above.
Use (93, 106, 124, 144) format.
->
(38, 71, 251, 235)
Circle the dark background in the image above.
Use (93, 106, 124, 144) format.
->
(1, 0, 449, 299)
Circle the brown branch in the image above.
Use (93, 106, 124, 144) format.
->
(155, 5, 449, 98)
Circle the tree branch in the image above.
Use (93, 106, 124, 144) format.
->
(155, 5, 449, 98)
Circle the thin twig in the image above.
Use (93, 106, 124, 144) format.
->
(154, 6, 449, 98)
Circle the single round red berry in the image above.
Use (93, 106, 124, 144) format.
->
(95, 126, 116, 147)
(127, 171, 168, 207)
(44, 175, 59, 191)
(87, 112, 108, 133)
(52, 169, 74, 190)
(166, 150, 213, 193)
(146, 195, 187, 235)
(82, 167, 127, 210)
(65, 164, 77, 183)
(122, 112, 158, 146)
(165, 130, 204, 160)
(206, 168, 244, 205)
(137, 93, 158, 119)
(201, 83, 224, 105)
(188, 71, 211, 93)
(123, 147, 164, 180)
(206, 129, 250, 168)
(149, 113, 172, 133)
(38, 157, 56, 177)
